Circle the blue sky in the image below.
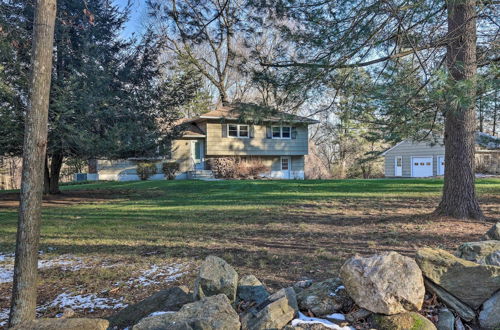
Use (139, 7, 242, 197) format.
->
(113, 0, 147, 38)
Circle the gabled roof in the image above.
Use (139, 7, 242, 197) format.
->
(172, 118, 206, 137)
(381, 132, 500, 156)
(192, 102, 320, 124)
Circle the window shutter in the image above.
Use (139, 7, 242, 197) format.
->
(249, 125, 255, 138)
(291, 127, 298, 139)
(266, 126, 272, 139)
(222, 124, 228, 138)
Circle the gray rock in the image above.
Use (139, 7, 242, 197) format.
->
(133, 294, 240, 330)
(484, 223, 500, 240)
(296, 278, 353, 316)
(424, 279, 475, 322)
(340, 252, 425, 315)
(485, 250, 500, 266)
(241, 287, 298, 330)
(479, 290, 500, 329)
(437, 308, 454, 330)
(455, 240, 500, 265)
(371, 312, 436, 330)
(345, 308, 372, 323)
(292, 279, 313, 294)
(416, 248, 500, 309)
(454, 317, 465, 330)
(193, 255, 238, 302)
(237, 275, 269, 306)
(107, 286, 193, 328)
(11, 318, 109, 330)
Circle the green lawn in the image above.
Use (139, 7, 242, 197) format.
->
(0, 178, 499, 321)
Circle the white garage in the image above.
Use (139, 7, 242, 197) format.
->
(411, 157, 433, 177)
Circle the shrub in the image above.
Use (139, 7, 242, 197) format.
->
(209, 157, 269, 179)
(162, 161, 180, 180)
(136, 162, 157, 180)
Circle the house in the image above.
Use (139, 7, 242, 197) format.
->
(93, 103, 319, 180)
(382, 133, 500, 177)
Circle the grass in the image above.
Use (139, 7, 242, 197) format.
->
(0, 178, 499, 322)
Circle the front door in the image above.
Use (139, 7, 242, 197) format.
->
(395, 156, 403, 176)
(281, 156, 291, 179)
(191, 140, 204, 170)
(437, 156, 445, 175)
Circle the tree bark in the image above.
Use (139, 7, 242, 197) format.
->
(49, 153, 63, 194)
(43, 155, 50, 195)
(9, 0, 57, 326)
(434, 0, 483, 220)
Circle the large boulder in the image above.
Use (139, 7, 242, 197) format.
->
(107, 286, 193, 328)
(371, 312, 436, 330)
(455, 241, 500, 266)
(436, 308, 454, 330)
(133, 294, 240, 330)
(416, 248, 500, 309)
(237, 275, 270, 306)
(484, 223, 500, 240)
(339, 252, 425, 315)
(296, 278, 353, 316)
(193, 255, 238, 302)
(11, 318, 109, 330)
(485, 250, 500, 266)
(241, 287, 298, 330)
(424, 279, 475, 322)
(479, 290, 500, 329)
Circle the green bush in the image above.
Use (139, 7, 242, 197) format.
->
(136, 162, 157, 180)
(162, 161, 180, 180)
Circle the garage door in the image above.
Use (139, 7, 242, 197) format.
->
(412, 157, 433, 177)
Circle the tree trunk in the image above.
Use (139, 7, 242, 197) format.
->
(43, 155, 50, 195)
(9, 0, 57, 326)
(434, 0, 483, 220)
(88, 158, 97, 174)
(493, 90, 498, 136)
(49, 153, 63, 194)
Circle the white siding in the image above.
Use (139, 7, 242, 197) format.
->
(384, 140, 445, 177)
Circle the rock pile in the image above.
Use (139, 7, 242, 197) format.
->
(18, 222, 500, 329)
(414, 222, 500, 330)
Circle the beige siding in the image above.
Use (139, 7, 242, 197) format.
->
(292, 155, 305, 172)
(384, 140, 445, 177)
(171, 138, 197, 172)
(205, 122, 309, 156)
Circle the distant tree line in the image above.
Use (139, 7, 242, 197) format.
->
(0, 0, 205, 193)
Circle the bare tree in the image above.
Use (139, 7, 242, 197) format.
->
(9, 0, 57, 326)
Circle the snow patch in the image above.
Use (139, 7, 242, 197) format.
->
(0, 308, 9, 327)
(326, 313, 346, 321)
(119, 263, 189, 287)
(49, 292, 128, 312)
(0, 254, 98, 283)
(291, 312, 353, 330)
(0, 267, 14, 284)
(147, 311, 175, 317)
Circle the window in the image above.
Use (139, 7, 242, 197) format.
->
(228, 124, 249, 138)
(281, 157, 289, 170)
(272, 126, 281, 138)
(396, 157, 402, 167)
(228, 124, 238, 137)
(282, 126, 291, 138)
(272, 126, 292, 139)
